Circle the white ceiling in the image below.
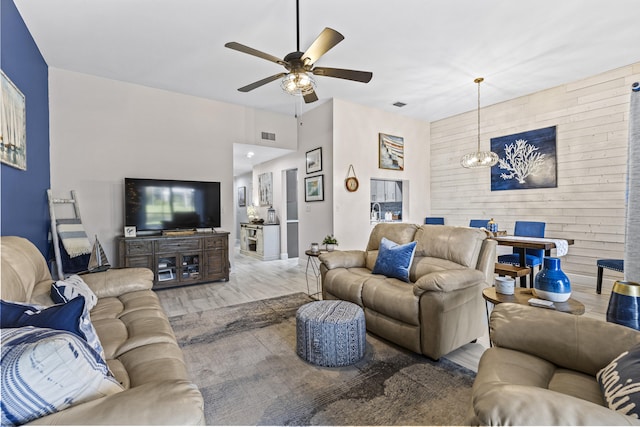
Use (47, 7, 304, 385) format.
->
(14, 0, 640, 173)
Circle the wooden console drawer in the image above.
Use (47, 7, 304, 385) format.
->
(125, 240, 152, 255)
(155, 238, 201, 253)
(205, 235, 227, 250)
(124, 255, 153, 269)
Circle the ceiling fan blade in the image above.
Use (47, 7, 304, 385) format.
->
(225, 42, 286, 66)
(302, 28, 344, 66)
(312, 67, 373, 83)
(303, 89, 319, 104)
(238, 73, 287, 92)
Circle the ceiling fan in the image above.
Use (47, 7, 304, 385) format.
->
(224, 0, 373, 104)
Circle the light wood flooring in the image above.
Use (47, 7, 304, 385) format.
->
(157, 245, 616, 372)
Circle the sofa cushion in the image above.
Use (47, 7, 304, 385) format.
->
(365, 223, 418, 270)
(361, 277, 420, 326)
(365, 223, 419, 252)
(89, 290, 178, 360)
(0, 327, 123, 426)
(414, 225, 485, 268)
(372, 237, 417, 282)
(51, 274, 98, 310)
(597, 343, 640, 417)
(322, 267, 372, 306)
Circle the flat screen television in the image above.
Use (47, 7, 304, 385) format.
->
(125, 178, 221, 234)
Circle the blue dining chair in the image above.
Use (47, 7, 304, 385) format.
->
(596, 259, 624, 294)
(497, 221, 546, 286)
(425, 217, 445, 225)
(469, 219, 489, 228)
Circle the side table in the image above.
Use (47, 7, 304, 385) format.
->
(305, 250, 325, 299)
(482, 287, 585, 315)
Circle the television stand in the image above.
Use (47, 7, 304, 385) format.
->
(116, 231, 230, 289)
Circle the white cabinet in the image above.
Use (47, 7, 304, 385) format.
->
(371, 179, 403, 202)
(240, 223, 280, 261)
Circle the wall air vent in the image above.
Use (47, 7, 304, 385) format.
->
(261, 132, 276, 141)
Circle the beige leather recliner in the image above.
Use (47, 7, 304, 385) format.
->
(469, 303, 640, 426)
(319, 223, 497, 360)
(1, 236, 204, 425)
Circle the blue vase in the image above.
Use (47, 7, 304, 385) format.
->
(607, 281, 640, 330)
(533, 257, 571, 302)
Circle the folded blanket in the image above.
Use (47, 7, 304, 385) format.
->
(56, 219, 92, 258)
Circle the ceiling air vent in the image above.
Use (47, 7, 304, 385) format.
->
(261, 132, 276, 141)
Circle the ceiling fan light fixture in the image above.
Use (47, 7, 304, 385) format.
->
(460, 77, 499, 169)
(281, 71, 316, 96)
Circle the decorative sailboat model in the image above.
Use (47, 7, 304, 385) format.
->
(88, 235, 110, 272)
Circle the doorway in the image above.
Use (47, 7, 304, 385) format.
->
(286, 168, 299, 257)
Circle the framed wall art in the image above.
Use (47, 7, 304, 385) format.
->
(1, 70, 27, 170)
(305, 174, 324, 202)
(378, 133, 404, 171)
(238, 186, 246, 207)
(258, 172, 273, 206)
(491, 126, 557, 191)
(306, 147, 322, 174)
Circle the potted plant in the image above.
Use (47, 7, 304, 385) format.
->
(322, 234, 338, 252)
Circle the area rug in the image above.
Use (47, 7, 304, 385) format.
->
(169, 293, 475, 426)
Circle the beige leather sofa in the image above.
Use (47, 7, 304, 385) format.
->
(469, 303, 640, 426)
(1, 236, 204, 425)
(319, 223, 496, 360)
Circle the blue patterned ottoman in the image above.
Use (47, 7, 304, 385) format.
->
(296, 300, 366, 367)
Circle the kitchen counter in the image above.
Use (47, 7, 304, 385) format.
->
(370, 219, 403, 224)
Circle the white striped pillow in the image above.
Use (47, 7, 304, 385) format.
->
(0, 327, 123, 426)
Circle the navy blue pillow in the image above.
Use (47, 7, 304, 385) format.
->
(597, 343, 640, 417)
(372, 237, 417, 282)
(0, 297, 87, 341)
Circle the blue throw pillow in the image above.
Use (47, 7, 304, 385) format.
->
(1, 297, 86, 338)
(597, 343, 640, 417)
(372, 237, 417, 282)
(0, 297, 105, 358)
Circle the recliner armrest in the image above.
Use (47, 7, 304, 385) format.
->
(81, 268, 154, 299)
(470, 382, 640, 426)
(490, 303, 640, 375)
(319, 250, 366, 270)
(413, 269, 485, 295)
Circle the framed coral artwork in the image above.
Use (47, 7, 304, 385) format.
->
(490, 126, 557, 191)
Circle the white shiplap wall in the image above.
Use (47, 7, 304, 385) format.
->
(430, 63, 640, 285)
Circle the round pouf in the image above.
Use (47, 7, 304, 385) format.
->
(296, 300, 366, 367)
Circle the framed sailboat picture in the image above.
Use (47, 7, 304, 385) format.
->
(1, 70, 27, 170)
(378, 133, 404, 171)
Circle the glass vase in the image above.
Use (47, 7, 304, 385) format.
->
(533, 257, 571, 302)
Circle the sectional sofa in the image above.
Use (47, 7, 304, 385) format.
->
(1, 236, 204, 425)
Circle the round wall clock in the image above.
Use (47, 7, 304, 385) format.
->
(345, 176, 359, 192)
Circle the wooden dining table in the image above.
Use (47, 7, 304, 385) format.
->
(492, 235, 575, 287)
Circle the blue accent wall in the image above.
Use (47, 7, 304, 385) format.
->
(1, 0, 50, 255)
